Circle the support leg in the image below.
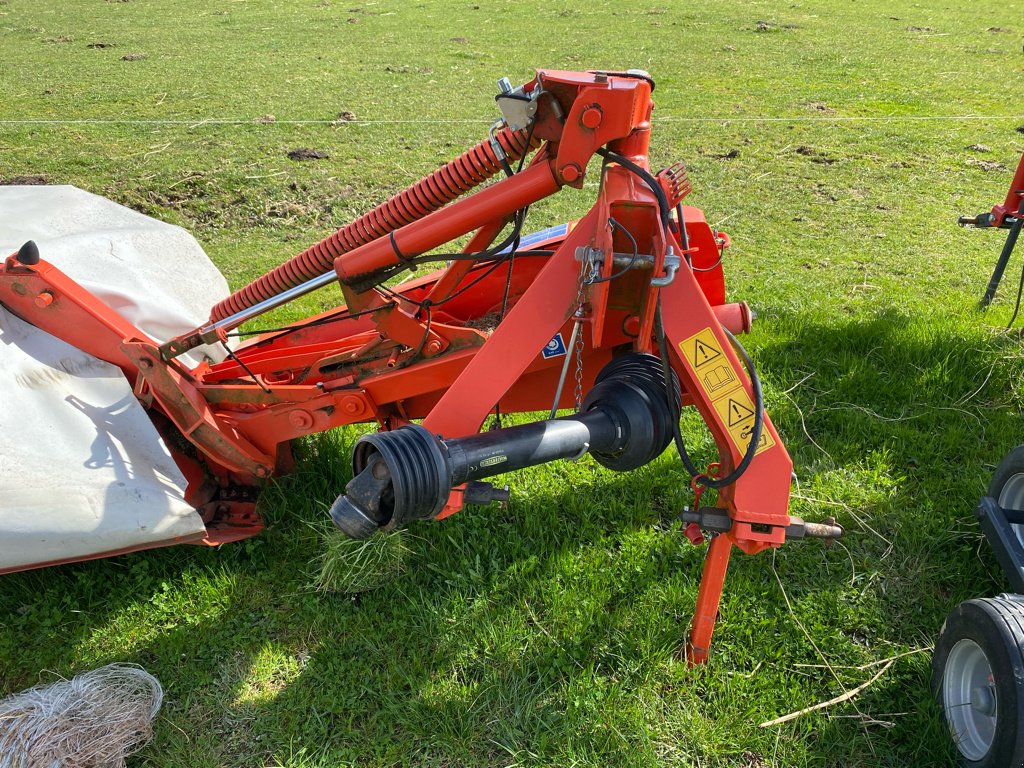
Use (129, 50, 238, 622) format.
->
(981, 215, 1023, 307)
(686, 534, 733, 665)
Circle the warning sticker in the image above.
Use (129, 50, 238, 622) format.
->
(692, 338, 721, 367)
(727, 398, 755, 427)
(679, 329, 741, 401)
(681, 327, 774, 458)
(712, 388, 775, 457)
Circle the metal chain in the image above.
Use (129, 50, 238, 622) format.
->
(573, 251, 601, 410)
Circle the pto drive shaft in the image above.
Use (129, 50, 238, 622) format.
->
(330, 354, 679, 539)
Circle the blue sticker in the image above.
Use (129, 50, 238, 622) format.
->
(542, 333, 567, 359)
(498, 223, 571, 254)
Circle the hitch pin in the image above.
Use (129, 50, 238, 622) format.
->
(650, 246, 681, 288)
(488, 119, 508, 165)
(680, 508, 844, 543)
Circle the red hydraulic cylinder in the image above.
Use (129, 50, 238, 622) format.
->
(334, 160, 562, 287)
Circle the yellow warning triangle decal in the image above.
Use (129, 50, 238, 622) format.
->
(693, 338, 721, 367)
(727, 398, 755, 426)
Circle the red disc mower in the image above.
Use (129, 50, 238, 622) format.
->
(0, 70, 843, 663)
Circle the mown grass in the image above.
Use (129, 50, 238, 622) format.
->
(2, 0, 1024, 765)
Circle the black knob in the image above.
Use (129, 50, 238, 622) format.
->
(16, 240, 39, 266)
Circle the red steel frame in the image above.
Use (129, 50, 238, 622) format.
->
(990, 153, 1024, 227)
(0, 70, 794, 661)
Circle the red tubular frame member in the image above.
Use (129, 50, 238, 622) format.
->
(0, 69, 832, 662)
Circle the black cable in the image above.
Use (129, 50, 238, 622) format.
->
(404, 301, 433, 365)
(498, 155, 515, 178)
(588, 217, 639, 284)
(489, 117, 538, 429)
(380, 206, 531, 310)
(226, 306, 381, 340)
(596, 147, 670, 228)
(221, 341, 272, 394)
(654, 298, 764, 489)
(1008, 257, 1024, 329)
(378, 254, 507, 310)
(599, 149, 764, 487)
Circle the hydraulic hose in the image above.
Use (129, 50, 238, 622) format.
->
(210, 125, 541, 323)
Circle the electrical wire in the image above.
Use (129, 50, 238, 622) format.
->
(588, 217, 639, 284)
(226, 305, 381, 340)
(654, 300, 764, 489)
(1003, 201, 1024, 328)
(491, 123, 537, 429)
(379, 207, 531, 310)
(598, 147, 765, 488)
(221, 341, 272, 393)
(1007, 257, 1024, 328)
(596, 148, 670, 229)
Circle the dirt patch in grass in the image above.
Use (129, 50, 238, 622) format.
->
(288, 148, 330, 161)
(796, 145, 836, 164)
(121, 52, 146, 61)
(806, 101, 836, 114)
(967, 158, 1008, 172)
(384, 65, 432, 74)
(86, 41, 115, 48)
(0, 175, 47, 185)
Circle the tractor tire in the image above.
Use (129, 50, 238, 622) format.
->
(990, 445, 1024, 547)
(932, 597, 1024, 767)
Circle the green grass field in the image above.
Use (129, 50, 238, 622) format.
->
(2, 1, 1023, 765)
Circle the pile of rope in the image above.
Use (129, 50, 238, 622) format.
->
(0, 663, 162, 768)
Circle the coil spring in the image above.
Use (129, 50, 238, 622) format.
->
(209, 126, 540, 323)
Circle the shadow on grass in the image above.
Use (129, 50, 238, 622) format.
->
(2, 306, 1020, 766)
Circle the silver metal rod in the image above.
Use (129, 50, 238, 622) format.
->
(207, 270, 338, 333)
(549, 319, 582, 419)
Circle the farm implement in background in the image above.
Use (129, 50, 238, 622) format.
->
(934, 152, 1024, 767)
(0, 70, 842, 663)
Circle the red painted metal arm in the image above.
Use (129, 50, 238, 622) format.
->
(0, 256, 151, 382)
(421, 207, 601, 438)
(658, 266, 793, 552)
(994, 152, 1024, 225)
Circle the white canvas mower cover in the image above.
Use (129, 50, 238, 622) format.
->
(0, 185, 229, 572)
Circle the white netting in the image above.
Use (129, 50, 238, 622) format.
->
(0, 663, 163, 768)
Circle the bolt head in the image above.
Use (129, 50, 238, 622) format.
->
(560, 163, 582, 183)
(580, 106, 602, 129)
(288, 410, 314, 429)
(341, 396, 364, 415)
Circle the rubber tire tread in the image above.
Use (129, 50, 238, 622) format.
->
(931, 597, 1024, 767)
